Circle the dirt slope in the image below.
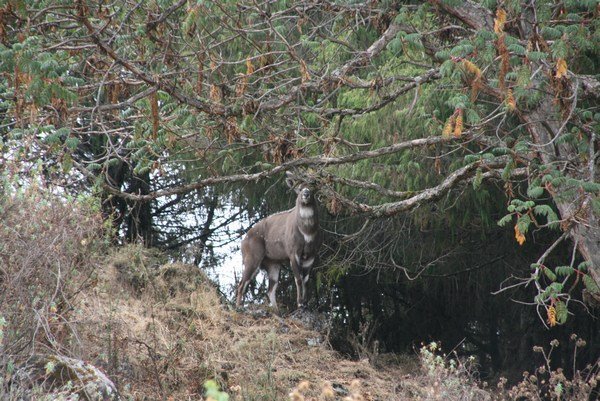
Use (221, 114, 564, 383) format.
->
(76, 247, 415, 400)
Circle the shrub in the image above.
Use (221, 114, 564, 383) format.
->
(0, 185, 107, 396)
(501, 336, 600, 401)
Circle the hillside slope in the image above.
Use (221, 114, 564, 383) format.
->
(76, 246, 422, 400)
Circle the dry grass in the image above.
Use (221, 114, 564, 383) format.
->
(72, 244, 411, 400)
(0, 188, 105, 366)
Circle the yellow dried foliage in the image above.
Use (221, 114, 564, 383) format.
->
(236, 58, 255, 97)
(209, 84, 222, 103)
(300, 59, 311, 83)
(328, 197, 342, 215)
(494, 8, 507, 34)
(514, 224, 526, 245)
(236, 74, 247, 97)
(462, 60, 483, 101)
(246, 57, 255, 75)
(110, 82, 121, 104)
(555, 58, 567, 78)
(547, 305, 557, 327)
(321, 382, 335, 400)
(506, 89, 516, 111)
(453, 109, 463, 137)
(462, 59, 481, 77)
(225, 116, 239, 144)
(442, 115, 455, 138)
(0, 7, 6, 42)
(210, 54, 218, 71)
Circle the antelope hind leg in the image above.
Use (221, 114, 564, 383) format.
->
(265, 262, 281, 311)
(236, 256, 262, 307)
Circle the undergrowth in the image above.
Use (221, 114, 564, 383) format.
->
(0, 183, 107, 397)
(499, 335, 599, 401)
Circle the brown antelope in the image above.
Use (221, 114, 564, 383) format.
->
(236, 174, 321, 310)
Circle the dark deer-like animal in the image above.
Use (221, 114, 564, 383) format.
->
(236, 175, 321, 310)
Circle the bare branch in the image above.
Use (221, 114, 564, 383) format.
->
(323, 159, 520, 218)
(79, 134, 469, 202)
(428, 0, 494, 31)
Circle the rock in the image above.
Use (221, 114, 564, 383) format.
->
(306, 337, 321, 346)
(11, 354, 118, 401)
(288, 308, 328, 332)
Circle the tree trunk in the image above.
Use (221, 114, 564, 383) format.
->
(125, 170, 154, 246)
(522, 97, 600, 289)
(431, 0, 600, 293)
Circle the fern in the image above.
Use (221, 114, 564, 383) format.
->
(516, 214, 532, 234)
(65, 137, 80, 150)
(555, 266, 574, 277)
(440, 59, 455, 78)
(87, 163, 102, 171)
(555, 300, 568, 324)
(43, 132, 62, 145)
(527, 186, 544, 199)
(583, 275, 599, 294)
(551, 40, 568, 59)
(577, 261, 590, 272)
(543, 267, 556, 281)
(507, 44, 526, 55)
(541, 26, 562, 40)
(533, 205, 559, 227)
(464, 108, 480, 124)
(527, 51, 547, 61)
(450, 44, 474, 58)
(581, 181, 600, 193)
(501, 161, 515, 181)
(491, 147, 510, 156)
(435, 49, 451, 60)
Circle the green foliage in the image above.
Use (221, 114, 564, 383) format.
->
(497, 214, 513, 227)
(527, 186, 544, 199)
(203, 380, 230, 401)
(555, 300, 568, 324)
(555, 265, 574, 277)
(583, 274, 600, 294)
(533, 204, 559, 229)
(516, 213, 531, 235)
(543, 267, 557, 282)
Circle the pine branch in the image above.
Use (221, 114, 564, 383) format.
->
(76, 134, 468, 202)
(75, 0, 224, 116)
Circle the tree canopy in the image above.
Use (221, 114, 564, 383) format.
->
(1, 0, 599, 374)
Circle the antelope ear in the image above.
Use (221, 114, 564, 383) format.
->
(285, 171, 296, 191)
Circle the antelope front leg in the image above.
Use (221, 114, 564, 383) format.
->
(300, 269, 311, 307)
(291, 254, 305, 309)
(300, 255, 315, 307)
